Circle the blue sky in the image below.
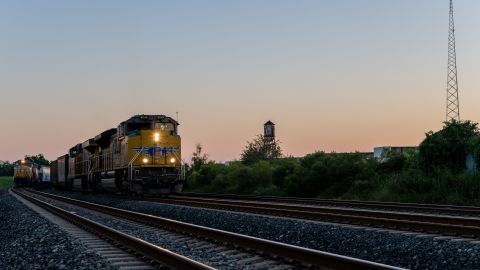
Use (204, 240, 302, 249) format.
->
(1, 0, 479, 162)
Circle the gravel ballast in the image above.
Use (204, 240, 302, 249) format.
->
(28, 192, 291, 269)
(0, 190, 116, 270)
(43, 188, 480, 270)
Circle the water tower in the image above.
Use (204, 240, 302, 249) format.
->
(264, 121, 275, 143)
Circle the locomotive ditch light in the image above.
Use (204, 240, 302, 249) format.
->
(154, 132, 160, 142)
(142, 158, 149, 163)
(21, 160, 25, 164)
(170, 157, 176, 164)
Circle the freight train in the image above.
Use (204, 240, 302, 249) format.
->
(13, 160, 50, 187)
(50, 115, 184, 195)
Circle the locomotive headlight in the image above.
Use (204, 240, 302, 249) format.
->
(21, 160, 25, 164)
(142, 158, 149, 164)
(170, 157, 176, 163)
(154, 132, 160, 142)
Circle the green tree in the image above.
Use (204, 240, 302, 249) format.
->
(272, 158, 299, 189)
(378, 150, 407, 174)
(191, 143, 209, 171)
(25, 154, 50, 166)
(241, 135, 282, 165)
(419, 120, 479, 172)
(0, 161, 14, 176)
(225, 163, 253, 194)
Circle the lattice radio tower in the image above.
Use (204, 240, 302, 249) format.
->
(446, 0, 460, 121)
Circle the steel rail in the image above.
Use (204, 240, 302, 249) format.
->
(12, 189, 214, 270)
(132, 197, 480, 239)
(177, 192, 480, 216)
(25, 189, 403, 270)
(156, 196, 480, 227)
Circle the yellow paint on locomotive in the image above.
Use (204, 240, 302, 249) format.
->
(127, 130, 181, 169)
(14, 165, 33, 180)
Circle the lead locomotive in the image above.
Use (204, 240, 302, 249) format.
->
(51, 115, 184, 195)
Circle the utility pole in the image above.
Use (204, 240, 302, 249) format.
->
(446, 0, 460, 121)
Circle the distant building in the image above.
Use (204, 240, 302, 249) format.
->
(223, 160, 240, 166)
(373, 146, 418, 161)
(466, 154, 478, 171)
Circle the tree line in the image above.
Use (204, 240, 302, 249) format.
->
(186, 120, 480, 205)
(0, 161, 13, 176)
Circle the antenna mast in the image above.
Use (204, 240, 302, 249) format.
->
(446, 0, 460, 121)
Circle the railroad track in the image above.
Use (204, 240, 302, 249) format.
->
(17, 188, 401, 270)
(177, 192, 480, 216)
(133, 195, 480, 239)
(9, 189, 156, 270)
(12, 189, 212, 270)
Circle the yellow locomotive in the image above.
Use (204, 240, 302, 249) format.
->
(13, 160, 34, 187)
(13, 160, 50, 187)
(51, 115, 184, 195)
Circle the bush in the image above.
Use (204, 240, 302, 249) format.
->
(0, 162, 14, 176)
(241, 135, 282, 165)
(185, 121, 480, 206)
(419, 120, 479, 172)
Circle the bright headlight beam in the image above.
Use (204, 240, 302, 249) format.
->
(154, 132, 160, 142)
(142, 158, 148, 163)
(170, 157, 176, 163)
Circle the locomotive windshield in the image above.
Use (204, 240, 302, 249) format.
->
(126, 122, 151, 132)
(154, 122, 174, 131)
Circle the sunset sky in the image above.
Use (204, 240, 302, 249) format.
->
(1, 0, 480, 163)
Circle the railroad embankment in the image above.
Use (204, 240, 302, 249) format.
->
(0, 190, 115, 269)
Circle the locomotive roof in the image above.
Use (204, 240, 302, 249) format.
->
(121, 115, 179, 125)
(94, 128, 116, 141)
(57, 154, 69, 160)
(13, 159, 35, 166)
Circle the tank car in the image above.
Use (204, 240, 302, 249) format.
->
(54, 115, 184, 195)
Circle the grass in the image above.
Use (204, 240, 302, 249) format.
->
(0, 176, 13, 190)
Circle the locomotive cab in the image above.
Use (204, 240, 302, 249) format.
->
(13, 160, 34, 187)
(120, 115, 183, 195)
